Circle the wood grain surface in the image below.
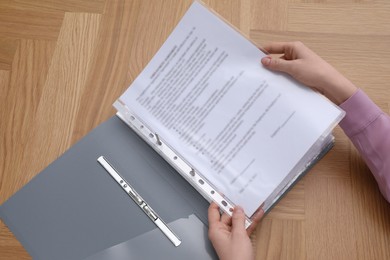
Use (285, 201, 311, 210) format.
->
(1, 0, 389, 259)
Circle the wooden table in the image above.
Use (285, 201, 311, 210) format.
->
(1, 1, 389, 259)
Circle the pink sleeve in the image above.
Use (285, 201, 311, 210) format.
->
(339, 89, 390, 203)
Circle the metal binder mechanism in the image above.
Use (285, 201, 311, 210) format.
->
(114, 100, 253, 228)
(97, 156, 181, 247)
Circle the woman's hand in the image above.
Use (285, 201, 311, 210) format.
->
(261, 41, 357, 105)
(208, 202, 263, 260)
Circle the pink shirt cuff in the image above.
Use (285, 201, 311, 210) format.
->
(339, 89, 383, 137)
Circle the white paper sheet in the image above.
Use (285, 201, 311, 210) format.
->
(118, 2, 343, 216)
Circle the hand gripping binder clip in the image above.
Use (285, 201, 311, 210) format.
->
(114, 100, 253, 228)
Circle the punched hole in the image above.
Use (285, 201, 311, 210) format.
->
(221, 200, 227, 207)
(155, 134, 162, 145)
(173, 156, 178, 160)
(198, 179, 204, 185)
(210, 190, 215, 194)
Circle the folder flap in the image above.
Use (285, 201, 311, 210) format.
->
(0, 116, 214, 260)
(84, 214, 217, 260)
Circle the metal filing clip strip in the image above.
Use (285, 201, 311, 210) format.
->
(97, 156, 181, 247)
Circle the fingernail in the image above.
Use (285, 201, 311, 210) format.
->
(262, 56, 271, 66)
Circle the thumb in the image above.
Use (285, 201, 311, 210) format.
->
(261, 56, 292, 74)
(231, 206, 247, 235)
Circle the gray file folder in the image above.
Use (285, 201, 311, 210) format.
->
(0, 116, 218, 260)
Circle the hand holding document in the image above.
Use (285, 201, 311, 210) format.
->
(116, 1, 344, 217)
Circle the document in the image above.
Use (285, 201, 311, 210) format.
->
(119, 2, 343, 216)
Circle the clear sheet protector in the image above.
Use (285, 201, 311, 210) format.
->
(84, 214, 216, 260)
(115, 1, 345, 219)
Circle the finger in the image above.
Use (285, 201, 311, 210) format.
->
(262, 42, 292, 54)
(208, 202, 221, 228)
(261, 56, 294, 74)
(246, 208, 264, 236)
(231, 206, 247, 235)
(279, 54, 288, 60)
(221, 212, 232, 225)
